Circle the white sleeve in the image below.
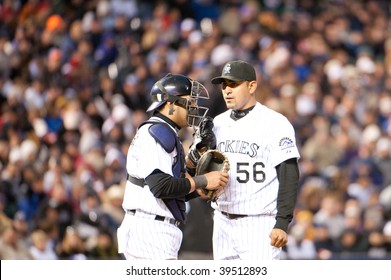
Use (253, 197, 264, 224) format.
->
(271, 117, 300, 167)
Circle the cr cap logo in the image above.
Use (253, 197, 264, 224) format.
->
(223, 64, 231, 74)
(279, 137, 295, 150)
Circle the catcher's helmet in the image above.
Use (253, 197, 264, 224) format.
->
(146, 74, 210, 127)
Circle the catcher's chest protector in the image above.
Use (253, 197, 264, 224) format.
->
(144, 121, 187, 222)
(147, 121, 186, 178)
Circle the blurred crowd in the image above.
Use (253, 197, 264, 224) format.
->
(1, 0, 391, 260)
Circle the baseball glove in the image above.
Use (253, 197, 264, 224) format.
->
(195, 149, 230, 202)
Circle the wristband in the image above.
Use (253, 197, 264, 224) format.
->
(193, 175, 207, 189)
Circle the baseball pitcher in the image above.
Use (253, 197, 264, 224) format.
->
(206, 60, 301, 260)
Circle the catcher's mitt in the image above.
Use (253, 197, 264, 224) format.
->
(195, 149, 229, 202)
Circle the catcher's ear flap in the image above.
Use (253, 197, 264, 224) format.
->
(195, 151, 213, 175)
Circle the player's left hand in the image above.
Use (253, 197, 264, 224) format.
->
(269, 228, 288, 248)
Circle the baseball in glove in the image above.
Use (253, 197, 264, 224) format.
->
(195, 149, 230, 202)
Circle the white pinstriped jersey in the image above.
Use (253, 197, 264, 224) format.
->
(121, 117, 178, 220)
(211, 102, 300, 215)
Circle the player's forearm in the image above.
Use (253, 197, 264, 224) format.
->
(146, 169, 191, 198)
(274, 158, 300, 232)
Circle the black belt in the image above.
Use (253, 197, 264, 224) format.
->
(127, 209, 180, 227)
(126, 173, 146, 187)
(221, 211, 249, 219)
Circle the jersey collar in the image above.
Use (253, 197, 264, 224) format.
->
(230, 105, 255, 121)
(153, 112, 181, 131)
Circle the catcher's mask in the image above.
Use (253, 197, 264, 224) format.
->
(146, 73, 209, 127)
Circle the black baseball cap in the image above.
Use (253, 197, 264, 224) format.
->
(211, 60, 256, 84)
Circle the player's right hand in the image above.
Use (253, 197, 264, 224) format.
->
(203, 171, 228, 191)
